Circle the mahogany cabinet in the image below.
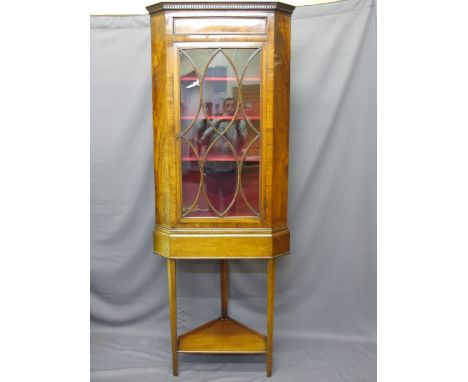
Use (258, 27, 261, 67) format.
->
(146, 1, 295, 376)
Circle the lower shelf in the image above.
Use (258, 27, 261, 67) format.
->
(177, 317, 266, 354)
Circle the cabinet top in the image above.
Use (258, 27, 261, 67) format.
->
(146, 1, 295, 15)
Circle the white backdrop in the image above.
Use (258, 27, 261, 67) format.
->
(91, 0, 376, 380)
(90, 0, 341, 15)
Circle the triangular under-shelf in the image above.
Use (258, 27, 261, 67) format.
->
(177, 317, 266, 354)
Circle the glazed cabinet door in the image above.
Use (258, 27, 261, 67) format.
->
(175, 45, 265, 221)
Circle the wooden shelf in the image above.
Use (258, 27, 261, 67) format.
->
(177, 317, 266, 354)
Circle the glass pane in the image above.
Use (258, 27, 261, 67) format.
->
(239, 136, 260, 215)
(180, 48, 261, 217)
(240, 50, 261, 128)
(180, 52, 201, 133)
(224, 48, 257, 74)
(181, 139, 201, 215)
(181, 108, 212, 217)
(184, 48, 216, 73)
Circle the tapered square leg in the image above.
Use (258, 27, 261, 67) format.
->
(167, 259, 179, 376)
(266, 258, 276, 377)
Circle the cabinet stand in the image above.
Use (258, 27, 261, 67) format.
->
(166, 258, 276, 377)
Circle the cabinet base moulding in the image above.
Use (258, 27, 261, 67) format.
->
(154, 227, 290, 259)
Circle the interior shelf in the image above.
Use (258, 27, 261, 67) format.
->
(177, 317, 266, 354)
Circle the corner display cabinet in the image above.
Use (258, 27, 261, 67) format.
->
(146, 1, 295, 376)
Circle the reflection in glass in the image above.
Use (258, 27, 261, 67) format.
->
(181, 138, 201, 214)
(179, 48, 261, 217)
